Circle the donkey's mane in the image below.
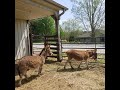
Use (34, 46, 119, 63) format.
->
(39, 48, 45, 56)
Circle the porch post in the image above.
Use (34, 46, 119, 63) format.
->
(52, 12, 62, 62)
(51, 9, 67, 62)
(28, 21, 33, 55)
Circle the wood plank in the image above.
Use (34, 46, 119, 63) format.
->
(52, 51, 58, 54)
(62, 48, 105, 49)
(45, 39, 58, 42)
(47, 56, 58, 58)
(50, 47, 58, 50)
(48, 43, 58, 46)
(44, 35, 57, 38)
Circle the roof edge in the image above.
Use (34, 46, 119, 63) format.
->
(45, 0, 68, 11)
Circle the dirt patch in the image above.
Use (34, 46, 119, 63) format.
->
(15, 59, 105, 90)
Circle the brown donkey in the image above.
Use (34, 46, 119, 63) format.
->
(64, 49, 97, 70)
(16, 44, 53, 86)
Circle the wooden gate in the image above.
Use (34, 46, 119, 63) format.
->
(32, 34, 62, 62)
(44, 35, 62, 62)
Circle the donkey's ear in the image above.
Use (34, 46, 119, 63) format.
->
(46, 44, 50, 48)
(94, 49, 97, 52)
(44, 44, 47, 48)
(44, 45, 46, 48)
(47, 44, 50, 47)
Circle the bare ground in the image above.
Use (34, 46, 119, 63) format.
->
(15, 58, 105, 90)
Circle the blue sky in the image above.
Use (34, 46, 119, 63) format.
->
(53, 0, 74, 24)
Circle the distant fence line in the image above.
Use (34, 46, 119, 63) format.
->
(33, 47, 105, 50)
(33, 41, 105, 44)
(33, 43, 105, 54)
(33, 42, 105, 45)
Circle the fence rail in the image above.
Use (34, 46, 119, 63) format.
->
(33, 44, 105, 54)
(33, 47, 105, 50)
(33, 41, 105, 44)
(33, 43, 105, 60)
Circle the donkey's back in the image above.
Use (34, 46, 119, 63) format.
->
(66, 50, 89, 60)
(18, 56, 44, 72)
(16, 44, 53, 86)
(16, 56, 45, 86)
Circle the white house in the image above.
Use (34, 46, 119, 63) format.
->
(15, 0, 68, 60)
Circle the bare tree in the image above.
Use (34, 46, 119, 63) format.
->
(61, 19, 81, 31)
(71, 0, 105, 42)
(61, 19, 82, 41)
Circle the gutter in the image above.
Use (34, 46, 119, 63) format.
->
(59, 9, 66, 17)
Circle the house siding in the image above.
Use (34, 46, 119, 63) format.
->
(15, 19, 30, 60)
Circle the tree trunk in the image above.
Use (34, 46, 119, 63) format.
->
(91, 26, 95, 43)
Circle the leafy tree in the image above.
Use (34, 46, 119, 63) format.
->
(59, 26, 65, 39)
(69, 36, 75, 42)
(30, 16, 56, 36)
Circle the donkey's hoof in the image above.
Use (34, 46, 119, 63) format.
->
(38, 74, 40, 77)
(77, 68, 82, 70)
(71, 68, 74, 70)
(25, 78, 29, 81)
(87, 67, 89, 70)
(18, 83, 21, 87)
(38, 73, 43, 77)
(64, 67, 66, 70)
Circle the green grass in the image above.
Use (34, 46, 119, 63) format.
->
(97, 59, 105, 64)
(97, 54, 105, 64)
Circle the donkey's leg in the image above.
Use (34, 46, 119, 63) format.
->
(22, 69, 28, 81)
(18, 68, 28, 86)
(85, 60, 89, 70)
(77, 61, 82, 69)
(69, 61, 74, 69)
(18, 74, 23, 86)
(38, 66, 42, 76)
(94, 53, 97, 62)
(24, 73, 28, 81)
(64, 60, 68, 69)
(64, 57, 72, 69)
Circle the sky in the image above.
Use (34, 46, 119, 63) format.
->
(53, 0, 74, 24)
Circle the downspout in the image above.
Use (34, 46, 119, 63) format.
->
(59, 9, 66, 17)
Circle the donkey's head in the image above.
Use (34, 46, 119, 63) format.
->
(86, 49, 97, 60)
(44, 44, 53, 56)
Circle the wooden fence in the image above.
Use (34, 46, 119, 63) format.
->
(32, 35, 105, 61)
(33, 43, 105, 60)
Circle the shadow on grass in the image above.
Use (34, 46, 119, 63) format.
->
(45, 60, 58, 64)
(57, 67, 89, 72)
(15, 74, 39, 87)
(56, 62, 103, 72)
